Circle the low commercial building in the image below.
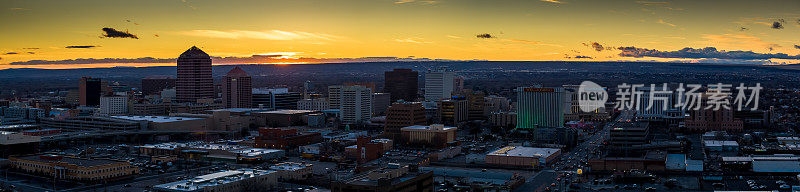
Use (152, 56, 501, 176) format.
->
(401, 124, 456, 149)
(269, 162, 313, 181)
(486, 146, 561, 168)
(154, 169, 277, 192)
(111, 115, 207, 131)
(41, 116, 143, 131)
(331, 164, 433, 192)
(231, 148, 285, 163)
(254, 110, 317, 127)
(254, 128, 322, 149)
(589, 151, 667, 172)
(0, 131, 41, 145)
(0, 131, 42, 157)
(136, 142, 284, 163)
(345, 137, 393, 163)
(703, 140, 739, 152)
(752, 155, 800, 173)
(9, 154, 138, 182)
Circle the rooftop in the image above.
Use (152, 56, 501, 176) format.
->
(230, 148, 283, 157)
(400, 124, 456, 131)
(269, 162, 312, 171)
(252, 88, 290, 94)
(225, 66, 249, 77)
(207, 108, 269, 113)
(154, 169, 276, 191)
(111, 115, 204, 123)
(256, 109, 315, 115)
(487, 146, 561, 158)
(15, 154, 124, 167)
(179, 46, 210, 58)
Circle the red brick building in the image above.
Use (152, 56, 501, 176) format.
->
(346, 136, 393, 163)
(383, 102, 427, 142)
(255, 128, 322, 149)
(684, 108, 744, 132)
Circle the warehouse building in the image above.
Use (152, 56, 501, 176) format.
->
(486, 146, 561, 168)
(154, 169, 277, 192)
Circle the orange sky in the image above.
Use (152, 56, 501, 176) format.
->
(1, 0, 799, 69)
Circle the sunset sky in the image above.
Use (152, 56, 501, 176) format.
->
(1, 0, 799, 69)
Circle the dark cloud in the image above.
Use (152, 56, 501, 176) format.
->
(617, 46, 800, 60)
(476, 33, 495, 39)
(27, 52, 35, 54)
(591, 42, 605, 51)
(4, 52, 19, 55)
(101, 27, 139, 39)
(583, 42, 611, 51)
(564, 54, 592, 59)
(65, 45, 98, 49)
(739, 27, 748, 31)
(795, 45, 800, 49)
(772, 21, 784, 29)
(23, 48, 40, 50)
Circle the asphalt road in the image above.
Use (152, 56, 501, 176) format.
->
(515, 110, 634, 192)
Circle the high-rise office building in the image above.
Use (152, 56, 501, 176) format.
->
(141, 76, 176, 95)
(453, 76, 465, 93)
(176, 46, 214, 103)
(253, 88, 302, 109)
(343, 82, 376, 92)
(383, 101, 427, 141)
(222, 67, 253, 108)
(424, 68, 454, 102)
(328, 85, 373, 124)
(79, 77, 102, 106)
(372, 93, 391, 116)
(384, 69, 418, 102)
(439, 99, 468, 126)
(484, 95, 510, 114)
(99, 95, 128, 115)
(456, 89, 486, 120)
(516, 87, 570, 129)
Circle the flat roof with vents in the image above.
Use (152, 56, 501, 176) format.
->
(111, 116, 204, 123)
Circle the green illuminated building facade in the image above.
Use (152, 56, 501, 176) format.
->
(516, 86, 570, 129)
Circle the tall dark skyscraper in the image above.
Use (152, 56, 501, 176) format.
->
(176, 46, 214, 103)
(222, 67, 252, 108)
(384, 69, 418, 102)
(79, 77, 102, 106)
(141, 76, 176, 95)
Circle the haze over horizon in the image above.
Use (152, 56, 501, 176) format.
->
(2, 0, 800, 69)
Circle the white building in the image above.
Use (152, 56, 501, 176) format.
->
(297, 98, 329, 111)
(100, 95, 128, 115)
(269, 162, 313, 181)
(424, 67, 454, 102)
(0, 131, 41, 145)
(328, 85, 373, 124)
(154, 169, 277, 192)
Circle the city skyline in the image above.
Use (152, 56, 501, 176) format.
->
(1, 0, 800, 69)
